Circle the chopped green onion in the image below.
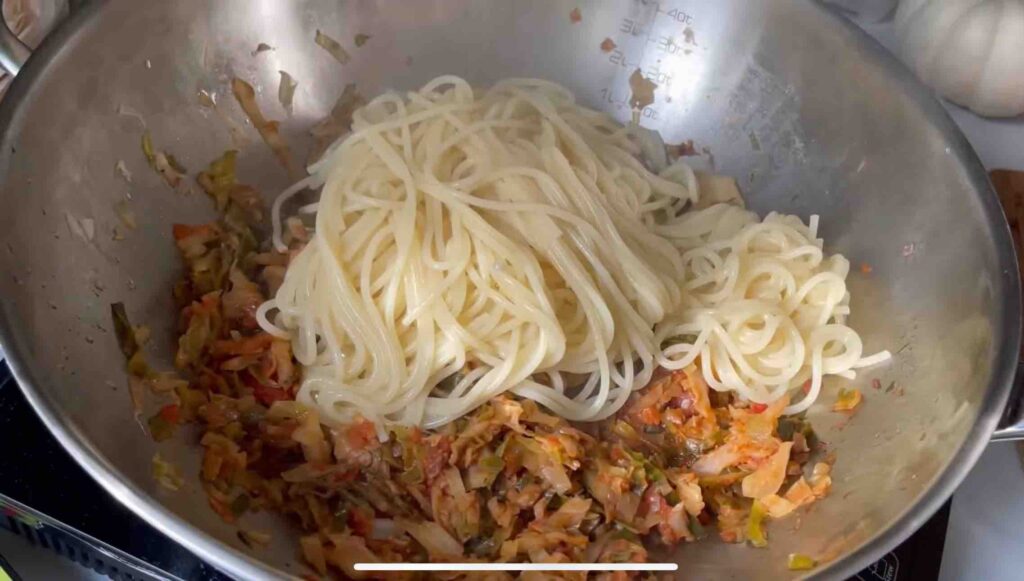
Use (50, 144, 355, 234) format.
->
(747, 500, 768, 548)
(147, 413, 176, 442)
(110, 302, 139, 359)
(466, 452, 505, 489)
(787, 553, 817, 571)
(399, 465, 423, 485)
(688, 513, 707, 539)
(612, 420, 640, 442)
(230, 494, 251, 516)
(141, 131, 156, 167)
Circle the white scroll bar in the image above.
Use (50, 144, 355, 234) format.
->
(355, 563, 678, 572)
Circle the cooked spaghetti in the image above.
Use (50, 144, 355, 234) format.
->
(256, 76, 887, 428)
(116, 76, 893, 577)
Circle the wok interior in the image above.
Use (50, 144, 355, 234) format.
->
(0, 0, 1011, 578)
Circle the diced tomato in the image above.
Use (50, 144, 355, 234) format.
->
(172, 223, 218, 241)
(609, 445, 630, 463)
(348, 506, 374, 537)
(208, 496, 237, 524)
(253, 384, 290, 406)
(422, 436, 452, 484)
(640, 485, 668, 518)
(330, 468, 359, 484)
(669, 392, 695, 411)
(346, 420, 378, 451)
(750, 403, 768, 414)
(158, 404, 181, 424)
(638, 406, 661, 425)
(663, 408, 686, 426)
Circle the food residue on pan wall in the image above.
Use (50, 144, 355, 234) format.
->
(114, 160, 132, 183)
(231, 77, 302, 179)
(116, 104, 146, 128)
(198, 89, 250, 149)
(113, 200, 137, 232)
(600, 38, 616, 53)
(683, 26, 697, 45)
(749, 131, 761, 152)
(314, 30, 350, 65)
(309, 84, 367, 164)
(569, 7, 582, 23)
(141, 131, 189, 192)
(65, 212, 95, 243)
(354, 33, 371, 47)
(668, 139, 698, 158)
(278, 71, 298, 115)
(701, 145, 716, 170)
(251, 42, 273, 56)
(628, 68, 657, 123)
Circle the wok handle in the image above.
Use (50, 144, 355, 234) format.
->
(992, 362, 1024, 441)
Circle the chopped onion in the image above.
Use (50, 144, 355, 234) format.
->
(760, 494, 797, 518)
(300, 535, 327, 575)
(153, 152, 185, 188)
(370, 518, 397, 539)
(396, 519, 463, 558)
(152, 453, 184, 491)
(741, 442, 793, 499)
(695, 171, 744, 209)
(784, 477, 815, 506)
(628, 125, 668, 173)
(237, 529, 271, 548)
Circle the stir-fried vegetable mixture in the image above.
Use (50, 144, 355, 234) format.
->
(116, 150, 834, 579)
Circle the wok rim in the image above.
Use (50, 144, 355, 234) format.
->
(0, 1, 1017, 579)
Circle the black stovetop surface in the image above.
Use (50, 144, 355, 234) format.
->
(0, 363, 949, 580)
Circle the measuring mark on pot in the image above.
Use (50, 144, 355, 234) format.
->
(597, 3, 701, 124)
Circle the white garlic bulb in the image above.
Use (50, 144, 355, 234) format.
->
(895, 0, 1024, 117)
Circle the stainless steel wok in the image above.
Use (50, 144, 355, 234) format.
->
(0, 0, 1019, 578)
